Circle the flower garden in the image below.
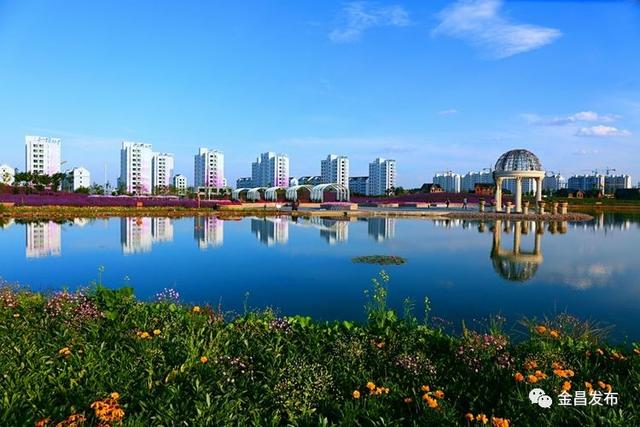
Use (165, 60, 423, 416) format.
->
(1, 273, 639, 426)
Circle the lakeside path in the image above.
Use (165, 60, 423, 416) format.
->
(0, 205, 593, 222)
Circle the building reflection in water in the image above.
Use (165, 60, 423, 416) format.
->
(299, 217, 350, 244)
(194, 217, 224, 249)
(152, 218, 174, 243)
(251, 217, 289, 246)
(121, 217, 153, 254)
(26, 222, 61, 258)
(368, 217, 396, 242)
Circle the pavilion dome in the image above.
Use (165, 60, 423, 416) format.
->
(494, 149, 542, 173)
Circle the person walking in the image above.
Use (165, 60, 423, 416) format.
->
(445, 198, 450, 209)
(463, 197, 468, 210)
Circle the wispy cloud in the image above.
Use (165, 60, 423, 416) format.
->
(525, 111, 620, 126)
(433, 0, 561, 59)
(573, 148, 599, 156)
(575, 125, 631, 137)
(329, 2, 410, 43)
(438, 108, 458, 116)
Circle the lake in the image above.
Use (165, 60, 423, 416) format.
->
(1, 213, 639, 340)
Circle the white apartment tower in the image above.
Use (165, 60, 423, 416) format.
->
(194, 148, 225, 188)
(433, 172, 461, 193)
(119, 142, 153, 194)
(251, 152, 289, 188)
(173, 174, 188, 193)
(368, 158, 396, 196)
(152, 153, 175, 192)
(63, 167, 91, 191)
(321, 154, 349, 186)
(25, 135, 61, 175)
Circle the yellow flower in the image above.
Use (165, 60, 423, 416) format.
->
(434, 390, 445, 399)
(153, 329, 161, 336)
(476, 413, 489, 424)
(352, 390, 361, 399)
(13, 313, 20, 318)
(562, 381, 571, 391)
(634, 348, 640, 355)
(527, 375, 538, 383)
(138, 331, 150, 339)
(110, 392, 120, 401)
(465, 413, 475, 422)
(595, 348, 604, 356)
(420, 385, 430, 392)
(200, 356, 208, 364)
(549, 330, 560, 338)
(534, 325, 547, 334)
(192, 306, 201, 313)
(514, 372, 524, 382)
(58, 347, 72, 357)
(366, 381, 376, 391)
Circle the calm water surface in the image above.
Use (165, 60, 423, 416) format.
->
(1, 214, 639, 339)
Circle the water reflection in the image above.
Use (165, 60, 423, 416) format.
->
(292, 217, 350, 244)
(367, 217, 396, 241)
(490, 220, 545, 282)
(26, 222, 61, 258)
(194, 217, 224, 249)
(120, 218, 152, 254)
(251, 217, 289, 246)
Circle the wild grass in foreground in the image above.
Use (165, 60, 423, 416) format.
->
(1, 273, 639, 426)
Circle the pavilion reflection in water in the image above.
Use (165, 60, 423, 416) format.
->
(488, 219, 568, 282)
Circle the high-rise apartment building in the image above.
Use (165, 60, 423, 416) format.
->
(321, 154, 349, 186)
(251, 152, 289, 188)
(504, 178, 537, 195)
(173, 174, 188, 193)
(25, 135, 61, 175)
(194, 148, 225, 189)
(63, 167, 91, 191)
(604, 174, 632, 193)
(368, 158, 396, 196)
(568, 174, 605, 192)
(152, 153, 174, 192)
(433, 171, 461, 193)
(542, 173, 567, 192)
(119, 141, 153, 194)
(349, 176, 369, 195)
(236, 177, 253, 188)
(461, 171, 493, 192)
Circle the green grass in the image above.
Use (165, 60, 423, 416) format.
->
(1, 273, 639, 426)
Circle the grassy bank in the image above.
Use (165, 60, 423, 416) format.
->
(1, 273, 638, 426)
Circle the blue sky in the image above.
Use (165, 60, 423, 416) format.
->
(0, 0, 639, 187)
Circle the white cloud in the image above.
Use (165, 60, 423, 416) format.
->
(573, 148, 600, 156)
(329, 2, 410, 43)
(530, 111, 620, 126)
(433, 0, 561, 59)
(438, 108, 458, 116)
(576, 125, 631, 137)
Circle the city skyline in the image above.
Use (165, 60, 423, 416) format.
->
(0, 1, 639, 187)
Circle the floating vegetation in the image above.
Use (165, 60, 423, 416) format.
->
(352, 255, 406, 265)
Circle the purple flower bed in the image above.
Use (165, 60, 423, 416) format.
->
(0, 193, 240, 208)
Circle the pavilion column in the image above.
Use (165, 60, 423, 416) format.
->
(515, 177, 523, 213)
(534, 229, 542, 255)
(536, 177, 543, 203)
(495, 178, 503, 212)
(513, 221, 522, 254)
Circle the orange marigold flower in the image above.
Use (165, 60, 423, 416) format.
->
(200, 356, 208, 364)
(366, 381, 376, 391)
(565, 369, 574, 377)
(420, 385, 430, 392)
(527, 375, 538, 383)
(434, 390, 445, 399)
(597, 381, 606, 389)
(534, 370, 547, 379)
(465, 413, 475, 421)
(404, 397, 413, 404)
(535, 325, 547, 334)
(514, 372, 524, 382)
(523, 360, 537, 370)
(549, 330, 560, 338)
(35, 418, 50, 427)
(492, 417, 510, 427)
(562, 381, 571, 391)
(192, 306, 201, 313)
(352, 390, 361, 399)
(476, 413, 489, 424)
(424, 395, 438, 408)
(138, 331, 150, 339)
(551, 362, 563, 370)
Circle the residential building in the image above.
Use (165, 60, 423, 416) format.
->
(173, 174, 188, 194)
(433, 171, 461, 193)
(368, 158, 396, 196)
(251, 152, 289, 188)
(152, 153, 174, 192)
(321, 154, 349, 186)
(420, 183, 444, 193)
(542, 173, 567, 192)
(0, 164, 16, 185)
(25, 135, 61, 175)
(119, 141, 153, 194)
(236, 177, 253, 188)
(604, 174, 632, 194)
(298, 176, 323, 186)
(568, 174, 605, 192)
(194, 148, 225, 189)
(349, 176, 369, 195)
(63, 167, 91, 191)
(504, 178, 537, 195)
(461, 170, 493, 192)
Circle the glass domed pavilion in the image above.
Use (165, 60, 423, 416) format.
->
(493, 149, 545, 213)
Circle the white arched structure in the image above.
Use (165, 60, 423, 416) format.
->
(231, 188, 250, 201)
(310, 183, 350, 202)
(285, 185, 313, 201)
(494, 149, 545, 213)
(264, 186, 286, 201)
(247, 187, 267, 202)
